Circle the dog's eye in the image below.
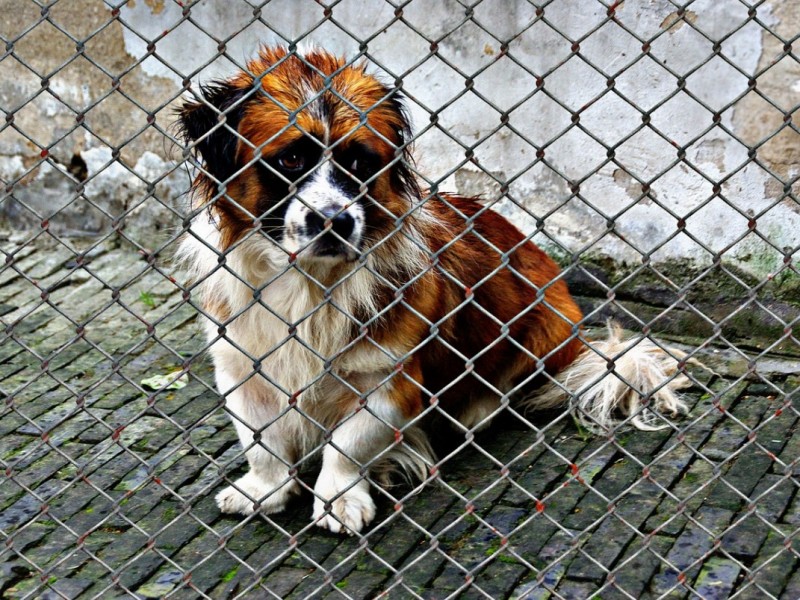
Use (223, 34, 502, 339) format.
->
(345, 153, 376, 180)
(278, 152, 305, 172)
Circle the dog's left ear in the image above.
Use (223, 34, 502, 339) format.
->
(386, 90, 421, 200)
(177, 82, 247, 186)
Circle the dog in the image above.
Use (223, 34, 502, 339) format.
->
(176, 45, 691, 534)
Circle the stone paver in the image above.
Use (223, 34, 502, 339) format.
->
(1, 237, 799, 599)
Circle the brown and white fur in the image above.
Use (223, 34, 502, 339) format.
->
(176, 46, 691, 534)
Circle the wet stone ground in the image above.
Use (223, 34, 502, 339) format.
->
(1, 236, 799, 599)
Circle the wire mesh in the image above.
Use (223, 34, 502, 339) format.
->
(1, 0, 799, 599)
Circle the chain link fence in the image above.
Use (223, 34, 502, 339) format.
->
(1, 0, 799, 598)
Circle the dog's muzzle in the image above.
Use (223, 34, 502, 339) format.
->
(305, 205, 359, 259)
(282, 165, 366, 262)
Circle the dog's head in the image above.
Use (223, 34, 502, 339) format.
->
(178, 46, 419, 264)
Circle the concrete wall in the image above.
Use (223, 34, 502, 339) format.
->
(1, 1, 797, 301)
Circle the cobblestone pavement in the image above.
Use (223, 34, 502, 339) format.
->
(1, 236, 799, 599)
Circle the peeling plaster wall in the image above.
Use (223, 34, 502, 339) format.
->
(0, 0, 797, 289)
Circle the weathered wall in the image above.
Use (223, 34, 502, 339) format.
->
(0, 1, 797, 305)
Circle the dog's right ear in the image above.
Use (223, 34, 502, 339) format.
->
(177, 82, 247, 186)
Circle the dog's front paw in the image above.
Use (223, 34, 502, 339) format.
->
(313, 476, 375, 535)
(216, 472, 299, 516)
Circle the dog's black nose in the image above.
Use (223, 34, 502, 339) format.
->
(306, 207, 355, 241)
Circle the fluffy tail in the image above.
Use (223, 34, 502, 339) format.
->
(372, 424, 436, 488)
(523, 322, 702, 432)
